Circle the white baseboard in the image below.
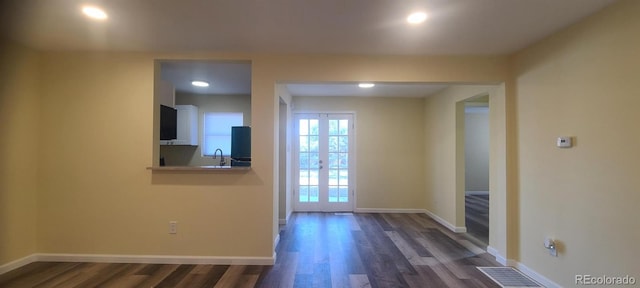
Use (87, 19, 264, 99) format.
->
(0, 254, 38, 275)
(279, 211, 293, 225)
(0, 252, 275, 274)
(513, 262, 560, 288)
(424, 210, 467, 233)
(486, 246, 508, 265)
(274, 234, 281, 250)
(354, 208, 428, 214)
(465, 190, 489, 196)
(485, 247, 560, 288)
(37, 253, 275, 265)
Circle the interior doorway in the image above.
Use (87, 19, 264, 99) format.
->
(463, 97, 490, 245)
(278, 97, 291, 224)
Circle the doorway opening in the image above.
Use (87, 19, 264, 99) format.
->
(463, 96, 490, 245)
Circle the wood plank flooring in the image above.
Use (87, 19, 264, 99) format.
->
(0, 213, 501, 287)
(465, 195, 490, 245)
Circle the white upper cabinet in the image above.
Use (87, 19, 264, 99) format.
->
(161, 105, 198, 146)
(156, 80, 175, 108)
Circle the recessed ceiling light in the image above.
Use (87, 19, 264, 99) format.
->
(407, 12, 427, 24)
(82, 6, 108, 20)
(191, 81, 210, 87)
(359, 83, 375, 88)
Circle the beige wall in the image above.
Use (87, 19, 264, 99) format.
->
(5, 2, 637, 284)
(0, 44, 39, 266)
(465, 107, 490, 191)
(511, 0, 640, 285)
(0, 48, 508, 267)
(293, 96, 427, 210)
(276, 85, 293, 223)
(36, 52, 274, 258)
(424, 85, 502, 229)
(161, 93, 251, 166)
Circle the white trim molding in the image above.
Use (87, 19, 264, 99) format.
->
(486, 246, 508, 266)
(0, 253, 276, 274)
(424, 210, 467, 233)
(37, 253, 276, 266)
(514, 262, 560, 288)
(278, 210, 293, 225)
(465, 190, 489, 196)
(486, 247, 561, 288)
(0, 254, 38, 275)
(354, 208, 428, 214)
(274, 234, 281, 250)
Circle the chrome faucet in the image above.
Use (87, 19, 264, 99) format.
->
(213, 148, 226, 166)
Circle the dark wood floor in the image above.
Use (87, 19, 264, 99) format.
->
(465, 195, 489, 245)
(0, 213, 501, 288)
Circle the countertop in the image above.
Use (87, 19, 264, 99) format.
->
(146, 166, 251, 172)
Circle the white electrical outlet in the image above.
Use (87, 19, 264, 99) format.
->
(169, 221, 177, 234)
(557, 137, 572, 148)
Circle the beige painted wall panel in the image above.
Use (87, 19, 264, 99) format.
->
(276, 85, 293, 222)
(0, 49, 508, 266)
(489, 84, 510, 259)
(423, 85, 501, 229)
(293, 96, 426, 210)
(465, 110, 490, 191)
(512, 0, 640, 285)
(36, 52, 273, 258)
(278, 101, 287, 220)
(0, 44, 39, 265)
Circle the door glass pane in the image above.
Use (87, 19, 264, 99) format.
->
(329, 120, 338, 135)
(309, 186, 319, 202)
(339, 153, 348, 168)
(339, 187, 348, 202)
(329, 136, 338, 152)
(329, 187, 338, 202)
(310, 136, 319, 152)
(299, 186, 309, 202)
(339, 119, 348, 135)
(339, 136, 348, 152)
(329, 170, 338, 185)
(299, 170, 309, 185)
(329, 153, 338, 169)
(310, 170, 319, 185)
(299, 153, 309, 169)
(339, 169, 348, 185)
(299, 119, 308, 135)
(310, 153, 319, 168)
(299, 136, 308, 152)
(310, 119, 319, 135)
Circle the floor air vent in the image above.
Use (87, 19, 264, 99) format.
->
(334, 212, 353, 215)
(477, 267, 544, 288)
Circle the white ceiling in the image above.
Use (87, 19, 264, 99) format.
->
(2, 0, 616, 97)
(3, 0, 615, 55)
(287, 83, 449, 98)
(160, 61, 251, 95)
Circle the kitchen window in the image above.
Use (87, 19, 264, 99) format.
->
(202, 112, 243, 156)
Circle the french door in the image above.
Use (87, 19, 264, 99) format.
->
(294, 113, 354, 212)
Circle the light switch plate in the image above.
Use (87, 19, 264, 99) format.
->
(169, 221, 177, 234)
